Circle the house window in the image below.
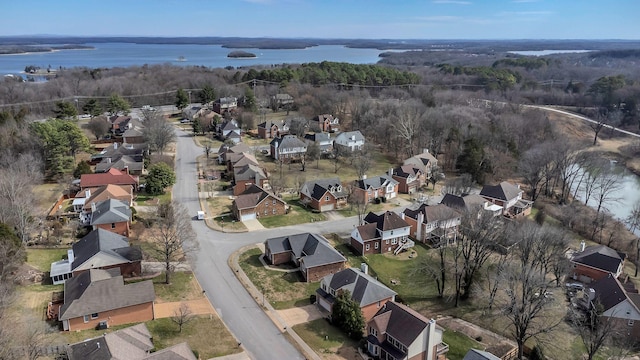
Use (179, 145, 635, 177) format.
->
(326, 196, 330, 201)
(91, 313, 99, 319)
(629, 320, 635, 326)
(370, 327, 378, 336)
(366, 244, 370, 251)
(273, 208, 276, 214)
(386, 240, 389, 244)
(83, 315, 90, 323)
(377, 301, 381, 308)
(264, 210, 268, 215)
(392, 238, 398, 245)
(375, 242, 379, 249)
(111, 223, 116, 229)
(273, 199, 276, 205)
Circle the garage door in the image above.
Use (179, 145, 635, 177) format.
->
(317, 296, 332, 312)
(240, 212, 257, 221)
(320, 204, 335, 212)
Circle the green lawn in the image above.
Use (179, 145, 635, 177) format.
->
(239, 247, 319, 309)
(135, 192, 171, 205)
(26, 248, 70, 272)
(151, 272, 200, 302)
(443, 330, 483, 360)
(293, 318, 359, 357)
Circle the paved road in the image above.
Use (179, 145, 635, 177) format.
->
(173, 128, 361, 360)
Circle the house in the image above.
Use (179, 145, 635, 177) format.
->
(80, 168, 139, 190)
(304, 132, 333, 155)
(89, 198, 132, 236)
(351, 211, 413, 256)
(232, 185, 286, 221)
(270, 135, 307, 162)
(440, 193, 502, 217)
(587, 274, 640, 341)
(271, 93, 294, 110)
(95, 154, 144, 175)
(463, 349, 501, 360)
(392, 165, 425, 194)
(108, 115, 132, 135)
(334, 131, 365, 152)
(232, 162, 269, 196)
(366, 301, 449, 360)
(316, 267, 396, 321)
(57, 268, 155, 331)
(90, 142, 146, 165)
(122, 126, 145, 144)
(218, 142, 251, 165)
(217, 119, 242, 143)
(258, 118, 291, 139)
(313, 114, 339, 132)
(227, 151, 260, 173)
(49, 228, 142, 285)
(264, 233, 347, 282)
(299, 177, 348, 212)
(479, 181, 532, 218)
(65, 323, 197, 360)
(352, 174, 399, 204)
(571, 244, 625, 283)
(182, 104, 204, 121)
(403, 149, 438, 177)
(76, 184, 133, 217)
(213, 97, 238, 114)
(402, 204, 462, 244)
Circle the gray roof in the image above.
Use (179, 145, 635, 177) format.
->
(301, 178, 346, 201)
(59, 268, 155, 321)
(369, 301, 432, 347)
(403, 203, 460, 224)
(50, 258, 71, 278)
(572, 245, 624, 274)
(67, 337, 111, 360)
(355, 174, 398, 191)
(144, 343, 197, 360)
(323, 268, 396, 307)
(105, 323, 154, 359)
(265, 233, 346, 269)
(90, 199, 131, 226)
(272, 135, 308, 151)
(122, 127, 144, 138)
(95, 154, 144, 173)
(335, 131, 364, 143)
(403, 150, 437, 167)
(234, 163, 267, 182)
(480, 181, 522, 202)
(364, 211, 409, 231)
(463, 349, 501, 360)
(71, 228, 141, 272)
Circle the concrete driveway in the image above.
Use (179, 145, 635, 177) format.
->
(154, 298, 217, 319)
(242, 219, 264, 231)
(276, 304, 323, 326)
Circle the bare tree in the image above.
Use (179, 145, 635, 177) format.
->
(392, 101, 424, 158)
(171, 302, 195, 333)
(412, 250, 446, 299)
(571, 304, 617, 360)
(441, 173, 473, 196)
(148, 202, 197, 284)
(143, 111, 176, 155)
(86, 116, 110, 140)
(352, 150, 372, 180)
(347, 184, 369, 226)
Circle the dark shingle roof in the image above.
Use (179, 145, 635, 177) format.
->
(463, 349, 501, 360)
(324, 268, 396, 307)
(364, 211, 409, 231)
(67, 337, 111, 360)
(392, 165, 421, 179)
(95, 154, 144, 173)
(480, 181, 522, 202)
(264, 233, 346, 269)
(71, 229, 140, 272)
(589, 275, 628, 312)
(403, 203, 460, 224)
(355, 174, 398, 191)
(369, 301, 431, 347)
(572, 245, 624, 273)
(301, 178, 345, 201)
(233, 185, 283, 210)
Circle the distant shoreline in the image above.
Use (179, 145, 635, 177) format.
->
(0, 45, 94, 56)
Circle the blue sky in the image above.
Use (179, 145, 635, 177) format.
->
(1, 0, 638, 39)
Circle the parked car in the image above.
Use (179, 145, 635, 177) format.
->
(180, 118, 191, 123)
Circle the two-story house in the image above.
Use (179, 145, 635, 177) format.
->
(587, 275, 640, 342)
(304, 132, 333, 155)
(392, 165, 425, 194)
(352, 174, 399, 204)
(299, 178, 348, 212)
(257, 119, 291, 139)
(366, 301, 449, 360)
(333, 131, 365, 152)
(316, 267, 396, 321)
(440, 193, 503, 217)
(270, 135, 307, 162)
(217, 119, 242, 143)
(213, 97, 238, 114)
(351, 211, 413, 256)
(402, 204, 462, 244)
(313, 114, 340, 133)
(89, 198, 132, 237)
(479, 181, 532, 218)
(571, 243, 625, 283)
(403, 149, 438, 178)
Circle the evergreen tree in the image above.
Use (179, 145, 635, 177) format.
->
(331, 290, 364, 340)
(146, 163, 176, 195)
(175, 88, 189, 112)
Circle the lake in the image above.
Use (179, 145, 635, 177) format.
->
(507, 49, 593, 56)
(0, 43, 386, 75)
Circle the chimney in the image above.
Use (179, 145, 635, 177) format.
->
(362, 174, 367, 180)
(580, 240, 586, 252)
(113, 142, 118, 149)
(360, 263, 368, 275)
(423, 148, 429, 154)
(91, 202, 96, 212)
(388, 168, 394, 177)
(67, 249, 74, 264)
(107, 158, 111, 163)
(85, 189, 91, 198)
(123, 166, 129, 174)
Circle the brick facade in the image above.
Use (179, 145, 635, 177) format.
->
(66, 302, 153, 331)
(304, 262, 346, 282)
(72, 261, 142, 279)
(95, 221, 130, 237)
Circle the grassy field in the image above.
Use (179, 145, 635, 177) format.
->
(239, 247, 319, 309)
(33, 183, 65, 211)
(443, 330, 483, 360)
(26, 248, 70, 272)
(259, 195, 326, 228)
(152, 271, 203, 303)
(293, 318, 360, 359)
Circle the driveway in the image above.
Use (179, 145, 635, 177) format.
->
(242, 219, 264, 231)
(154, 298, 217, 319)
(277, 304, 324, 326)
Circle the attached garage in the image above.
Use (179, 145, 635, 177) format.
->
(240, 212, 257, 221)
(320, 203, 335, 212)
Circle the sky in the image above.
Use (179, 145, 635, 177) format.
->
(1, 0, 638, 40)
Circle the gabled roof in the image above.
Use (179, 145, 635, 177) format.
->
(220, 119, 240, 131)
(323, 268, 396, 307)
(234, 163, 267, 182)
(403, 149, 437, 167)
(335, 130, 364, 143)
(572, 245, 624, 274)
(392, 165, 422, 179)
(265, 233, 346, 269)
(95, 154, 144, 173)
(233, 185, 284, 210)
(108, 115, 131, 126)
(354, 223, 379, 241)
(403, 203, 460, 224)
(480, 181, 522, 202)
(71, 228, 141, 272)
(301, 178, 345, 201)
(104, 323, 154, 360)
(304, 132, 331, 143)
(218, 142, 251, 156)
(369, 301, 432, 347)
(589, 275, 636, 313)
(364, 211, 409, 231)
(81, 168, 139, 189)
(463, 349, 501, 360)
(258, 118, 290, 130)
(82, 184, 132, 211)
(355, 174, 398, 191)
(271, 135, 307, 150)
(59, 268, 155, 320)
(122, 127, 144, 138)
(232, 153, 260, 168)
(90, 199, 131, 226)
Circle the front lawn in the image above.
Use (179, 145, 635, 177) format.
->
(443, 330, 483, 360)
(151, 271, 202, 303)
(293, 318, 360, 359)
(27, 248, 70, 272)
(259, 204, 326, 228)
(239, 247, 319, 309)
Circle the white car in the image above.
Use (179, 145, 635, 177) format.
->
(180, 119, 191, 123)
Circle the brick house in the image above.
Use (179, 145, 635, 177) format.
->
(57, 268, 155, 331)
(217, 142, 251, 165)
(73, 184, 133, 214)
(587, 275, 640, 342)
(80, 168, 140, 190)
(264, 233, 347, 282)
(402, 204, 462, 244)
(232, 185, 286, 221)
(257, 119, 290, 139)
(108, 115, 131, 135)
(89, 198, 132, 236)
(392, 165, 425, 194)
(299, 177, 348, 212)
(212, 97, 238, 114)
(571, 244, 625, 283)
(352, 174, 399, 204)
(232, 162, 269, 196)
(313, 114, 340, 132)
(270, 135, 307, 162)
(403, 149, 438, 177)
(479, 181, 532, 218)
(351, 211, 413, 256)
(366, 301, 449, 360)
(122, 127, 145, 145)
(316, 267, 396, 321)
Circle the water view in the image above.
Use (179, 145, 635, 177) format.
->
(0, 43, 385, 75)
(507, 49, 594, 56)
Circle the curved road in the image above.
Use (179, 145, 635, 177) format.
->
(173, 129, 358, 359)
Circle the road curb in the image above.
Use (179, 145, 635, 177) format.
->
(228, 244, 321, 360)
